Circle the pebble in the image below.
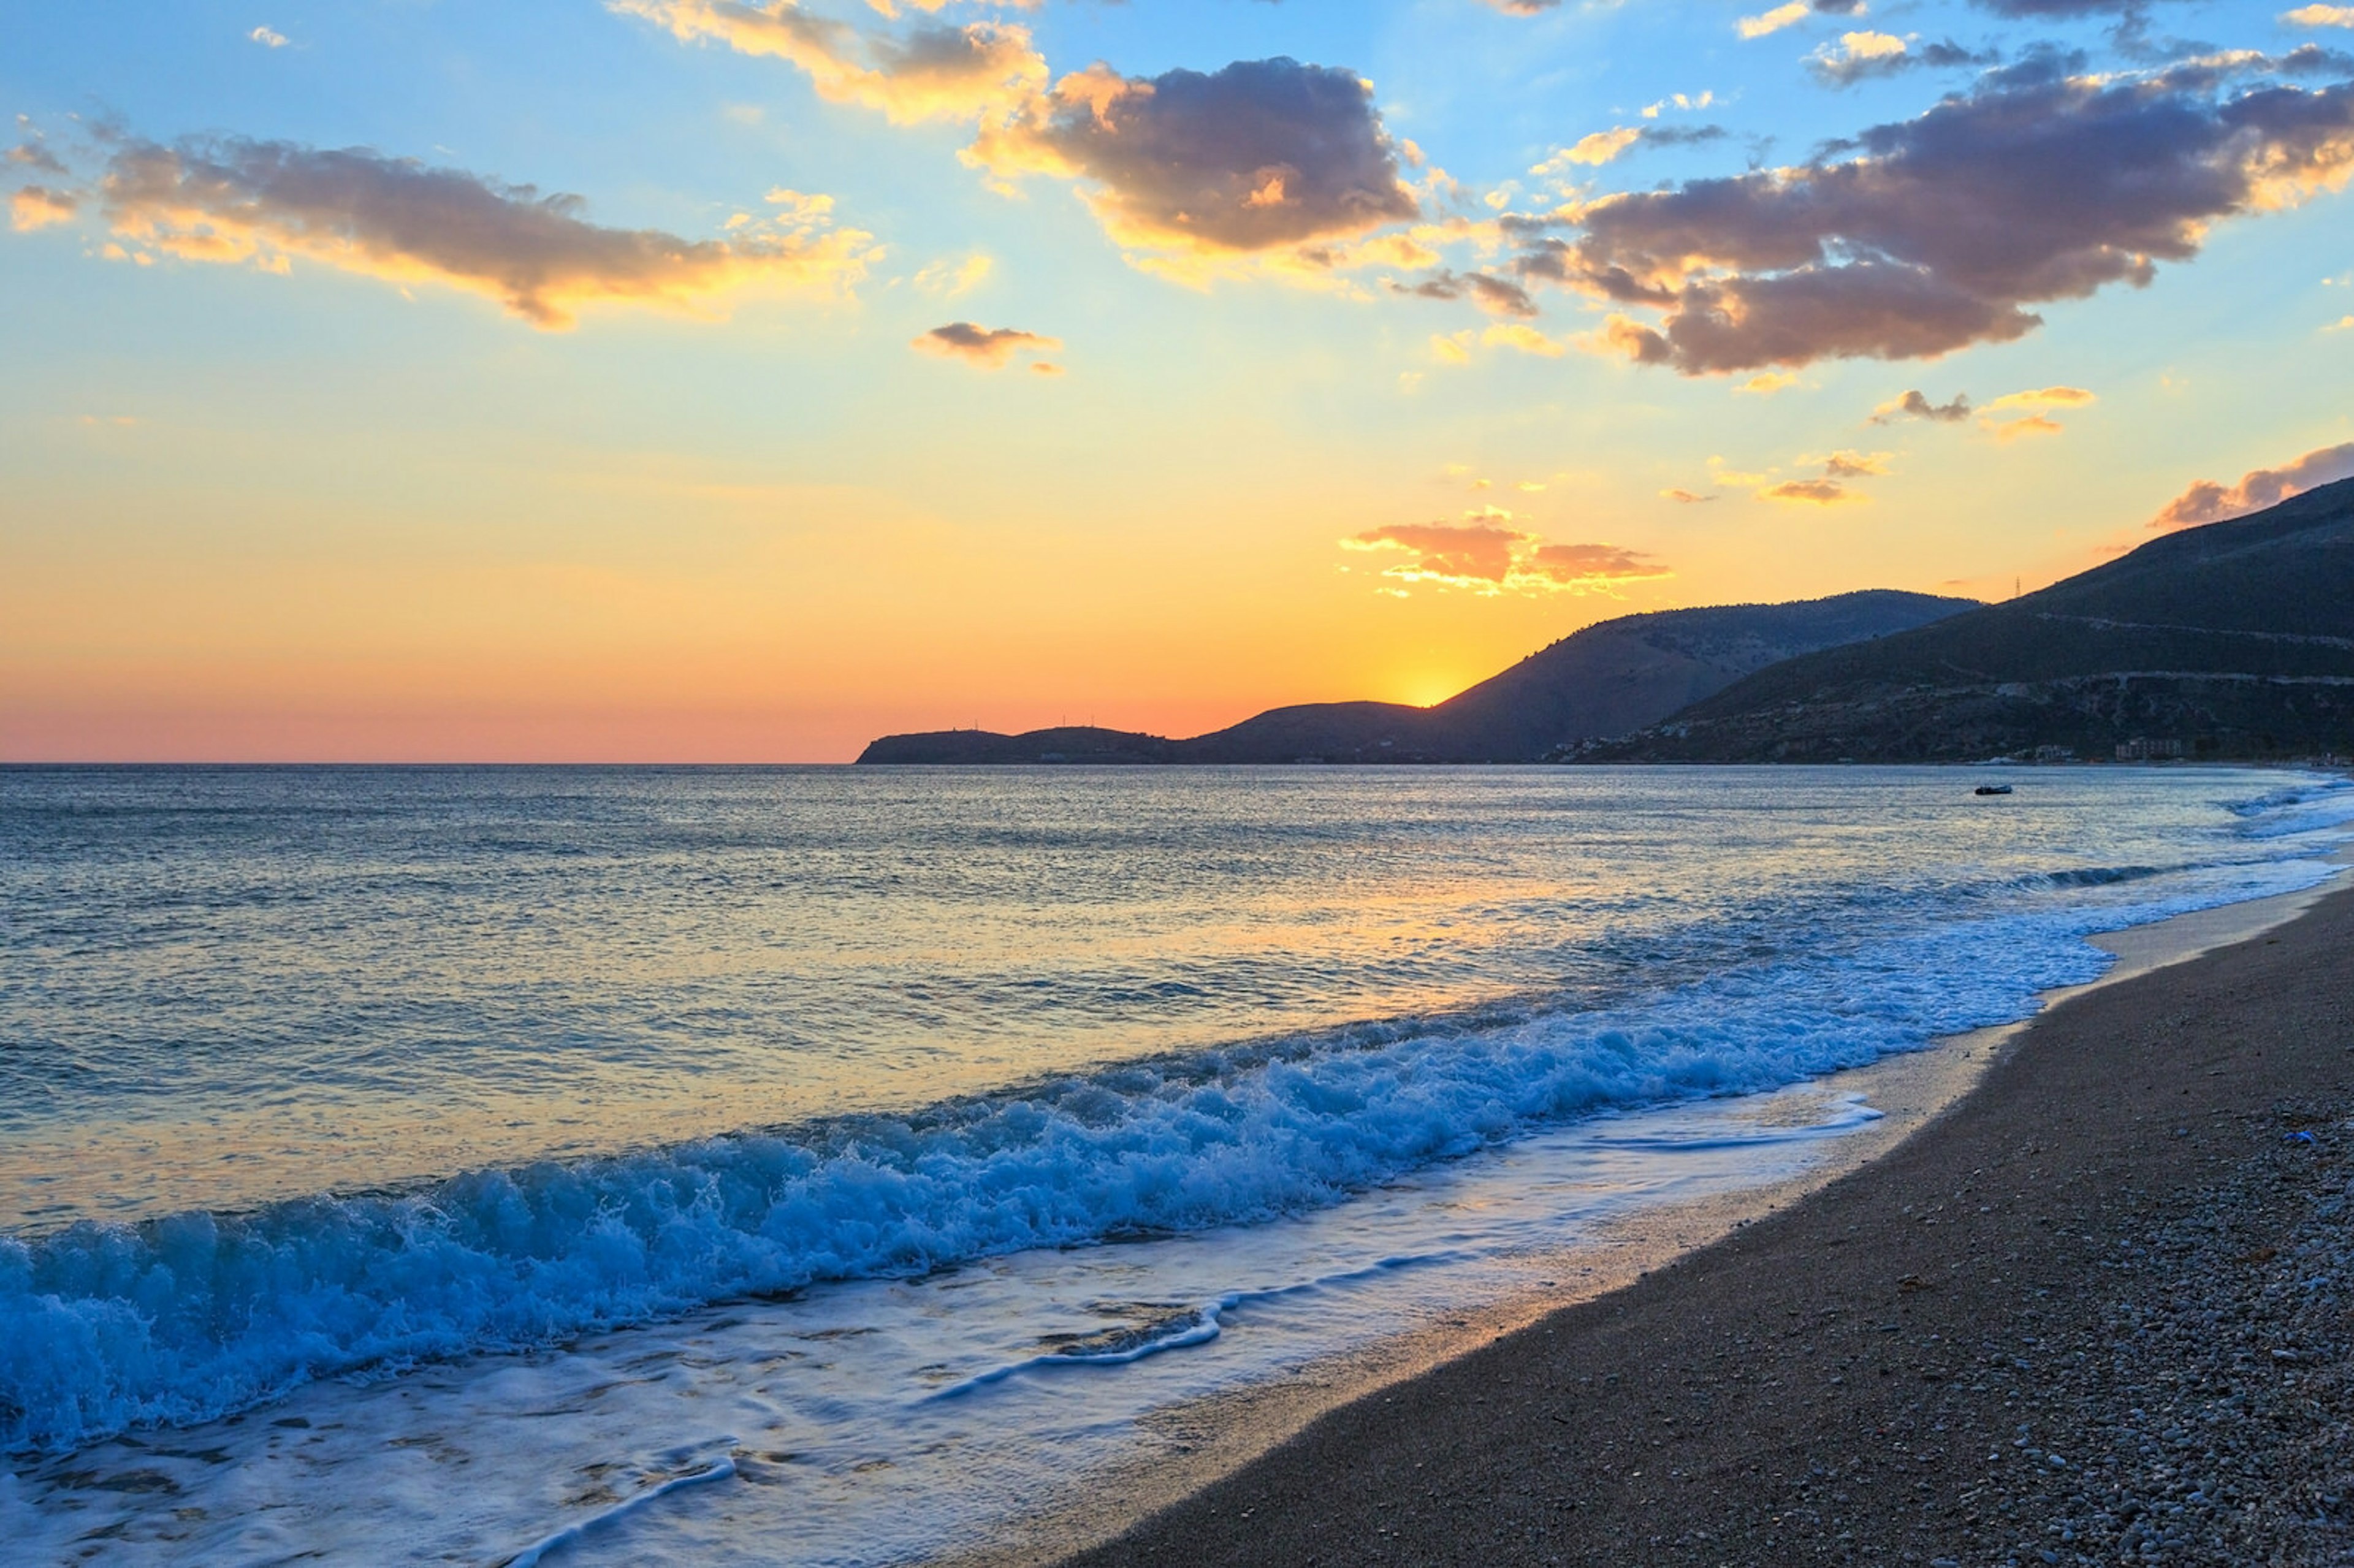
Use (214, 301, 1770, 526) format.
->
(1892, 1104, 2354, 1566)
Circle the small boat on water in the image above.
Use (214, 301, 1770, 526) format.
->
(1975, 783, 2014, 796)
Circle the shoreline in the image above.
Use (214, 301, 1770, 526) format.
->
(943, 861, 2353, 1566)
(6, 779, 2344, 1564)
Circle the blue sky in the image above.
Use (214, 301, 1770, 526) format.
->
(5, 0, 2352, 758)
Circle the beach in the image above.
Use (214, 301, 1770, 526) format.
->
(7, 766, 2350, 1564)
(1059, 880, 2354, 1566)
(16, 0, 2354, 1559)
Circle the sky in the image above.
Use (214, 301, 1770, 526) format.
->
(5, 0, 2353, 761)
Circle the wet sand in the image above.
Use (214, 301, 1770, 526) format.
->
(1053, 882, 2354, 1566)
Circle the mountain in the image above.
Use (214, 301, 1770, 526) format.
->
(1173, 590, 1979, 762)
(1580, 477, 2354, 763)
(856, 589, 1978, 764)
(856, 726, 1179, 764)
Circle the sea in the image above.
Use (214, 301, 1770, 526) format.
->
(3, 763, 2350, 1564)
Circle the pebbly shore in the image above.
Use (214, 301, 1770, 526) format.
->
(1059, 885, 2354, 1567)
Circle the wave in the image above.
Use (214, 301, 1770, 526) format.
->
(929, 1300, 1236, 1398)
(2036, 864, 2168, 889)
(2228, 777, 2354, 839)
(925, 1250, 1466, 1400)
(2223, 777, 2350, 818)
(0, 857, 2337, 1457)
(505, 1457, 737, 1568)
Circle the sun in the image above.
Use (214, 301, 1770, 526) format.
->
(1398, 674, 1466, 709)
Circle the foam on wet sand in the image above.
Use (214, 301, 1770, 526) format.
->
(1054, 876, 2354, 1566)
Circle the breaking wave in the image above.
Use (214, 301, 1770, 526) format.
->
(1, 837, 2336, 1456)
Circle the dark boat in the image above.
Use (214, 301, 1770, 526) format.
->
(1974, 783, 2014, 796)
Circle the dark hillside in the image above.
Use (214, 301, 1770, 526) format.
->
(858, 590, 1975, 764)
(856, 726, 1176, 764)
(1581, 478, 2354, 763)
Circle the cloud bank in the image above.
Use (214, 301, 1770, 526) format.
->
(1524, 70, 2354, 375)
(623, 26, 1425, 278)
(967, 57, 1419, 269)
(2150, 441, 2354, 530)
(613, 0, 1046, 124)
(96, 137, 874, 327)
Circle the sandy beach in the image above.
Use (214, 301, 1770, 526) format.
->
(1059, 881, 2354, 1567)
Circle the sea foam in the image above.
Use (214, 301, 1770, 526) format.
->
(0, 839, 2335, 1456)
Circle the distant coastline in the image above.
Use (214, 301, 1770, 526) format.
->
(864, 478, 2354, 769)
(859, 589, 1974, 765)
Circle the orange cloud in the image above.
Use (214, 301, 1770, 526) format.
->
(1732, 448, 1887, 503)
(1350, 520, 1520, 583)
(1523, 541, 1670, 588)
(1532, 123, 1729, 179)
(1981, 385, 2095, 413)
(867, 0, 1040, 14)
(912, 320, 1062, 368)
(96, 137, 875, 328)
(1758, 478, 1855, 504)
(1979, 384, 2095, 439)
(765, 187, 836, 221)
(913, 251, 991, 295)
(1482, 322, 1566, 356)
(1590, 312, 1671, 363)
(1342, 515, 1669, 595)
(9, 185, 75, 230)
(1737, 1, 1811, 39)
(613, 0, 1046, 124)
(1552, 127, 1643, 168)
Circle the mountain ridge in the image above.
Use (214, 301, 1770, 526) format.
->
(1577, 477, 2354, 763)
(856, 589, 1979, 764)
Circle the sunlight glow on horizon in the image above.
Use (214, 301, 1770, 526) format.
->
(4, 1, 2352, 758)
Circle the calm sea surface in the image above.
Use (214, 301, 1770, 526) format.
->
(2, 764, 2348, 1561)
